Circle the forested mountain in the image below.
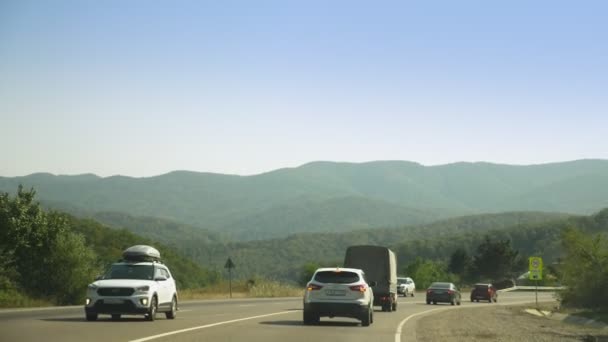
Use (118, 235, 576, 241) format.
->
(89, 211, 226, 246)
(178, 211, 572, 282)
(1, 159, 607, 240)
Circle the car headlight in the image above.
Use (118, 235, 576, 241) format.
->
(135, 285, 150, 293)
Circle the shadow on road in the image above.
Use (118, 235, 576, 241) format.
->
(259, 320, 360, 327)
(41, 317, 153, 323)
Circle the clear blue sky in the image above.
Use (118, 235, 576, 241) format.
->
(1, 0, 607, 177)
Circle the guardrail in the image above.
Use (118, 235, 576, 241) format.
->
(499, 285, 565, 292)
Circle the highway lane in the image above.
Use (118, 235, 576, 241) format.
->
(0, 292, 557, 342)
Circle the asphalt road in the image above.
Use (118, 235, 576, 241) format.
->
(0, 291, 556, 342)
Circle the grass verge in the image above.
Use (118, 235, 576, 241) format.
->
(179, 279, 303, 300)
(0, 289, 54, 308)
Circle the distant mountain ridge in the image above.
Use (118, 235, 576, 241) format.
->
(1, 159, 607, 240)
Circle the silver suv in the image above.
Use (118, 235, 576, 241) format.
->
(397, 277, 416, 297)
(84, 245, 178, 321)
(303, 267, 375, 326)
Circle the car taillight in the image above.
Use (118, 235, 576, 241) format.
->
(427, 290, 433, 294)
(349, 285, 366, 292)
(488, 288, 492, 293)
(447, 290, 454, 295)
(307, 284, 323, 291)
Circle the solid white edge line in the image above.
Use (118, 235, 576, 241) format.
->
(394, 298, 555, 342)
(128, 310, 293, 342)
(394, 308, 444, 342)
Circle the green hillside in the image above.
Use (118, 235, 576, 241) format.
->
(1, 159, 607, 240)
(89, 211, 226, 246)
(178, 211, 571, 282)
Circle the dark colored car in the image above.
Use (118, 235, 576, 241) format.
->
(470, 283, 497, 303)
(426, 282, 461, 305)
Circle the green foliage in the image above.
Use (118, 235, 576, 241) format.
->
(448, 248, 470, 276)
(0, 288, 53, 308)
(299, 262, 322, 286)
(0, 186, 95, 305)
(559, 227, 608, 310)
(473, 237, 520, 281)
(404, 257, 455, 289)
(44, 231, 98, 304)
(0, 186, 219, 307)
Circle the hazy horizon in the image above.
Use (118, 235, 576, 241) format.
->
(2, 1, 607, 177)
(2, 158, 606, 178)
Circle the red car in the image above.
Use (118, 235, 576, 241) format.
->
(470, 283, 497, 303)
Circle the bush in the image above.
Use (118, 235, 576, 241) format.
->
(558, 227, 608, 310)
(404, 257, 456, 289)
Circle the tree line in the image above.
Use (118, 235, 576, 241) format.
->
(0, 186, 219, 307)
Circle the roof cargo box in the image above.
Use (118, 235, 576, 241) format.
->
(122, 245, 161, 262)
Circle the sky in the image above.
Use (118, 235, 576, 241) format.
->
(1, 0, 607, 177)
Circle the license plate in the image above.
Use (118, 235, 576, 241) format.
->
(326, 289, 346, 296)
(104, 299, 124, 304)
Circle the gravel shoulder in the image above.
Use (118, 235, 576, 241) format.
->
(415, 304, 608, 342)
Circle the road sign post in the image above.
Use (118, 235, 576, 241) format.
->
(224, 257, 235, 298)
(528, 257, 543, 309)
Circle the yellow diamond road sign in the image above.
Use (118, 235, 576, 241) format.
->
(529, 257, 543, 280)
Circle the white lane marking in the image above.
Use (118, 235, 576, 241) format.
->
(394, 308, 445, 342)
(128, 310, 293, 342)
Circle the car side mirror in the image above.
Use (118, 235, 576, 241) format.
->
(155, 276, 167, 281)
(369, 281, 377, 287)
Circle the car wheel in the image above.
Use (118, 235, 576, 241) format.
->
(303, 310, 313, 325)
(392, 300, 397, 312)
(370, 308, 374, 324)
(411, 291, 414, 297)
(451, 298, 455, 306)
(361, 307, 371, 327)
(165, 296, 177, 319)
(85, 313, 98, 321)
(457, 299, 461, 306)
(303, 310, 319, 325)
(488, 298, 492, 303)
(494, 297, 498, 303)
(146, 296, 157, 321)
(426, 300, 431, 305)
(111, 314, 121, 320)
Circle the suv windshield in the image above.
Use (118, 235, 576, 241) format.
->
(104, 264, 154, 280)
(314, 271, 360, 284)
(430, 282, 451, 289)
(397, 278, 407, 285)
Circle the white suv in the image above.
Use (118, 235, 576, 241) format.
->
(397, 277, 415, 297)
(84, 246, 178, 321)
(303, 267, 375, 326)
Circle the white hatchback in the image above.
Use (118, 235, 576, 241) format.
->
(303, 267, 375, 326)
